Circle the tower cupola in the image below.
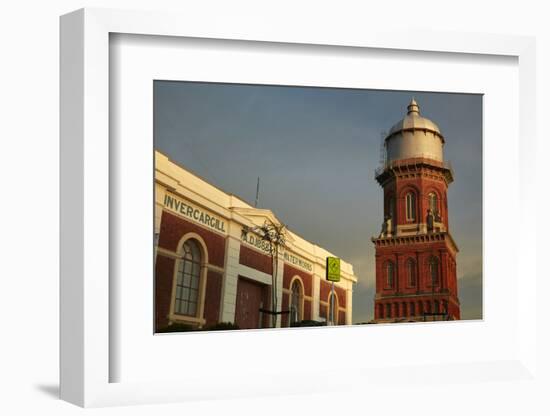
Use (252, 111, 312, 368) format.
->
(384, 99, 445, 164)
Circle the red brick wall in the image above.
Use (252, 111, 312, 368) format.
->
(375, 295, 460, 320)
(155, 255, 175, 331)
(283, 263, 312, 296)
(281, 292, 289, 327)
(239, 245, 272, 274)
(304, 299, 312, 321)
(261, 286, 272, 328)
(319, 303, 327, 320)
(384, 182, 397, 219)
(158, 211, 226, 268)
(374, 236, 460, 321)
(338, 311, 346, 325)
(375, 240, 457, 298)
(204, 270, 222, 327)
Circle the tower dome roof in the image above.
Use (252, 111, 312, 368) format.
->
(384, 99, 445, 164)
(386, 98, 444, 142)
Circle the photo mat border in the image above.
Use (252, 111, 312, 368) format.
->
(109, 30, 516, 388)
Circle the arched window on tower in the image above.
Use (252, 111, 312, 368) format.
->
(406, 192, 416, 221)
(389, 196, 396, 221)
(428, 192, 438, 215)
(385, 261, 395, 288)
(174, 239, 202, 317)
(406, 258, 416, 286)
(429, 256, 440, 286)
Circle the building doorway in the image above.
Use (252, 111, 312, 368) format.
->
(235, 277, 267, 329)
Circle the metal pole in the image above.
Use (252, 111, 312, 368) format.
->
(330, 281, 335, 325)
(254, 177, 260, 208)
(271, 244, 278, 328)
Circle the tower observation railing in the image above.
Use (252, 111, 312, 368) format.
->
(375, 154, 454, 178)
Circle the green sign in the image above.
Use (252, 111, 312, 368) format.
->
(326, 257, 341, 282)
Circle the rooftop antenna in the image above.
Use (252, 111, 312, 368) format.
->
(379, 131, 387, 167)
(254, 176, 260, 207)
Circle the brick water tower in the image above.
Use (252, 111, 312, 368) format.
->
(372, 99, 460, 322)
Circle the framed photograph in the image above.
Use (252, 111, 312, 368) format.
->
(60, 8, 537, 408)
(152, 81, 480, 333)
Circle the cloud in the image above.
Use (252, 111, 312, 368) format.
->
(457, 272, 483, 319)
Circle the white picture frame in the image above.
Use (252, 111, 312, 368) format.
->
(60, 8, 538, 408)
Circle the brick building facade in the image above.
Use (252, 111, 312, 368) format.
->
(372, 99, 460, 323)
(154, 150, 357, 331)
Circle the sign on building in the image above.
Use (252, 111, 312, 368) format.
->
(326, 257, 341, 282)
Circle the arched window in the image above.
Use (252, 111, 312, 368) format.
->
(386, 261, 395, 288)
(409, 302, 416, 317)
(389, 196, 396, 220)
(328, 292, 338, 325)
(402, 302, 407, 317)
(429, 256, 439, 286)
(428, 192, 438, 214)
(174, 239, 202, 317)
(289, 279, 303, 326)
(406, 258, 416, 286)
(385, 303, 391, 319)
(406, 192, 416, 221)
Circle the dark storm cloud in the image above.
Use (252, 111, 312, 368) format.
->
(154, 81, 483, 323)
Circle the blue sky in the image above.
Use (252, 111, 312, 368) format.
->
(154, 81, 483, 323)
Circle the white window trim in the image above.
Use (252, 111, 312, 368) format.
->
(168, 232, 209, 328)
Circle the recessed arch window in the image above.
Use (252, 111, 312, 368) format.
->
(409, 302, 416, 316)
(174, 239, 202, 317)
(385, 303, 391, 319)
(388, 196, 396, 220)
(289, 279, 303, 326)
(428, 192, 438, 214)
(386, 261, 395, 288)
(405, 192, 416, 221)
(406, 258, 416, 286)
(429, 256, 440, 286)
